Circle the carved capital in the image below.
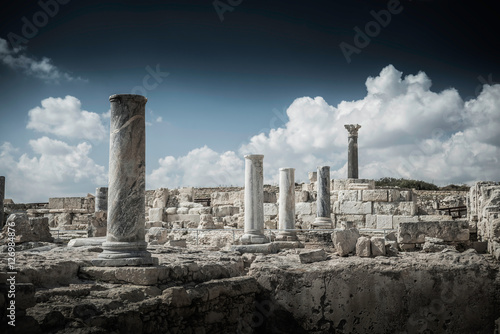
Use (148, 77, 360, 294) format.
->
(344, 124, 361, 137)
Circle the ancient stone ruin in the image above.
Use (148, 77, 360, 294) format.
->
(0, 95, 499, 333)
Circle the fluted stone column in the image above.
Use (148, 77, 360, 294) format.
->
(93, 94, 156, 266)
(345, 124, 361, 179)
(312, 166, 333, 228)
(0, 176, 4, 228)
(277, 168, 297, 241)
(241, 154, 269, 244)
(95, 187, 108, 212)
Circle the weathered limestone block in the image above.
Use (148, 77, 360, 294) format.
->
(338, 190, 359, 202)
(178, 187, 194, 202)
(338, 201, 372, 215)
(145, 227, 170, 244)
(64, 197, 84, 210)
(149, 208, 164, 222)
(365, 214, 376, 229)
(373, 202, 416, 216)
(308, 172, 317, 183)
(179, 201, 203, 209)
(388, 189, 400, 202)
(198, 214, 216, 229)
(335, 214, 365, 228)
(177, 207, 189, 214)
(166, 214, 201, 224)
(299, 249, 327, 263)
(376, 215, 393, 229)
(213, 205, 239, 217)
(231, 243, 278, 254)
(295, 190, 309, 203)
(418, 214, 453, 222)
(165, 207, 177, 215)
(397, 221, 469, 244)
(399, 190, 412, 201)
(393, 215, 419, 227)
(152, 188, 169, 208)
(371, 237, 386, 256)
(169, 239, 187, 247)
(88, 213, 107, 237)
(263, 203, 278, 216)
(356, 236, 371, 257)
(332, 228, 360, 256)
(211, 191, 245, 206)
(422, 237, 448, 252)
(0, 214, 53, 243)
(296, 202, 314, 215)
(48, 198, 64, 209)
(263, 190, 277, 204)
(362, 189, 388, 202)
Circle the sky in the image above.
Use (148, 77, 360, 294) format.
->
(0, 0, 499, 203)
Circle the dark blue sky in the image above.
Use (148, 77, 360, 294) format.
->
(0, 0, 499, 201)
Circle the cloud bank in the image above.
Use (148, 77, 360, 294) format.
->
(148, 65, 500, 189)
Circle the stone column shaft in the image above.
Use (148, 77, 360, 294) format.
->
(277, 168, 297, 241)
(0, 176, 4, 228)
(345, 124, 361, 179)
(312, 166, 333, 228)
(93, 94, 156, 266)
(241, 154, 269, 244)
(95, 187, 108, 212)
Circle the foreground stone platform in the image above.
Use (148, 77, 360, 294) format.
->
(1, 242, 499, 333)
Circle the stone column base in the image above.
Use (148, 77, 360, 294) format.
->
(311, 217, 333, 229)
(92, 241, 158, 267)
(276, 232, 298, 241)
(240, 233, 269, 244)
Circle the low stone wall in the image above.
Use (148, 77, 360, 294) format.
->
(250, 251, 500, 333)
(414, 189, 468, 215)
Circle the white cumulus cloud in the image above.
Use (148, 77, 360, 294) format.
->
(148, 146, 244, 189)
(27, 95, 107, 142)
(149, 65, 500, 188)
(0, 138, 107, 202)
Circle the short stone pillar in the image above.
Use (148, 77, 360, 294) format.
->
(241, 154, 269, 244)
(0, 176, 4, 228)
(277, 168, 297, 241)
(93, 94, 156, 266)
(95, 187, 108, 212)
(312, 166, 333, 228)
(344, 124, 361, 179)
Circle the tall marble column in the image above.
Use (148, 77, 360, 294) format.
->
(95, 187, 108, 212)
(0, 176, 4, 228)
(241, 154, 269, 244)
(277, 168, 297, 241)
(344, 124, 361, 179)
(312, 166, 333, 228)
(93, 94, 156, 266)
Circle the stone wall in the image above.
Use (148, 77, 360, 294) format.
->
(414, 189, 468, 215)
(468, 181, 500, 258)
